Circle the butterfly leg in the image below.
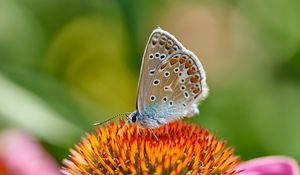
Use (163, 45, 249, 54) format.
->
(166, 125, 170, 139)
(117, 119, 129, 136)
(149, 128, 159, 141)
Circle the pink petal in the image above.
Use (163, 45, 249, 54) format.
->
(0, 129, 60, 175)
(237, 156, 299, 175)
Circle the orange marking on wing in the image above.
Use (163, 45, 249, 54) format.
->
(190, 75, 199, 83)
(160, 63, 168, 70)
(169, 58, 178, 65)
(187, 68, 194, 75)
(185, 62, 192, 68)
(179, 57, 185, 64)
(193, 88, 200, 94)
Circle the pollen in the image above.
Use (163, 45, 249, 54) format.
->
(61, 120, 240, 175)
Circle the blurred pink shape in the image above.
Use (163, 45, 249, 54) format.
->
(238, 156, 300, 175)
(0, 130, 60, 175)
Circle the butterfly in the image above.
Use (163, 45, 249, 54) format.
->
(126, 28, 209, 129)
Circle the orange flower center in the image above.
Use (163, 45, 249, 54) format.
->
(62, 120, 240, 175)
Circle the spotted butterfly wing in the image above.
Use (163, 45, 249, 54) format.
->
(135, 28, 209, 128)
(146, 50, 208, 114)
(136, 28, 184, 111)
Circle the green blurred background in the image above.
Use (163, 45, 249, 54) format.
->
(1, 0, 300, 165)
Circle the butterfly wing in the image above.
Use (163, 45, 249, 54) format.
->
(142, 50, 209, 125)
(136, 28, 184, 112)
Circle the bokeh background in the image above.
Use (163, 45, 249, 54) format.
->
(1, 0, 300, 169)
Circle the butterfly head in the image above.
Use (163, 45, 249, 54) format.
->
(127, 110, 154, 128)
(128, 111, 139, 124)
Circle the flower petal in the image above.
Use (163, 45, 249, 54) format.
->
(237, 156, 299, 175)
(0, 129, 60, 175)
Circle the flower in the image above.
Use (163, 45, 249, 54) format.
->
(0, 129, 60, 175)
(61, 120, 240, 175)
(237, 156, 300, 175)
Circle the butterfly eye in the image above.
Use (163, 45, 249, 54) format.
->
(131, 114, 137, 123)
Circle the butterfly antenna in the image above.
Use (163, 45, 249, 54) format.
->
(94, 112, 131, 126)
